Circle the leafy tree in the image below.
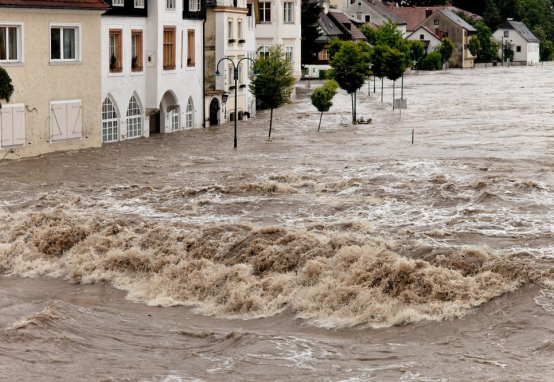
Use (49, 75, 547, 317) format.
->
(383, 47, 407, 107)
(468, 36, 481, 61)
(483, 0, 502, 30)
(311, 80, 338, 131)
(301, 0, 323, 65)
(369, 45, 388, 102)
(503, 40, 515, 62)
(474, 21, 499, 62)
(540, 40, 554, 61)
(249, 45, 295, 139)
(0, 67, 14, 109)
(329, 40, 371, 122)
(436, 38, 454, 64)
(420, 51, 443, 70)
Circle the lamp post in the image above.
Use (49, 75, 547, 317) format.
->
(410, 49, 419, 75)
(215, 57, 257, 149)
(221, 92, 229, 122)
(368, 63, 373, 96)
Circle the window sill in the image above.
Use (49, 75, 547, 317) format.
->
(131, 67, 144, 72)
(108, 72, 125, 77)
(162, 69, 177, 74)
(284, 22, 295, 24)
(238, 39, 246, 43)
(49, 60, 83, 66)
(0, 61, 24, 67)
(130, 71, 144, 76)
(110, 68, 123, 73)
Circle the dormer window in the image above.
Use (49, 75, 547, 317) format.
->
(134, 0, 144, 8)
(166, 0, 176, 10)
(188, 0, 201, 11)
(113, 0, 124, 6)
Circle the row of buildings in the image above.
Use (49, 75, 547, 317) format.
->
(306, 0, 540, 76)
(0, 0, 301, 158)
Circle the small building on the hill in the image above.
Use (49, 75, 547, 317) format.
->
(406, 25, 442, 56)
(493, 19, 540, 66)
(344, 0, 407, 37)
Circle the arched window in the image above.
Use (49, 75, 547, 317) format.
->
(127, 95, 142, 138)
(171, 107, 179, 131)
(186, 97, 194, 129)
(102, 97, 118, 142)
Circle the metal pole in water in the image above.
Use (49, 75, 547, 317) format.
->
(412, 129, 414, 144)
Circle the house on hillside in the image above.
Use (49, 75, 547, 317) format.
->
(204, 0, 257, 128)
(344, 0, 407, 36)
(417, 9, 476, 68)
(101, 0, 206, 142)
(406, 25, 442, 56)
(0, 0, 108, 158)
(493, 20, 540, 66)
(304, 9, 367, 78)
(390, 4, 482, 34)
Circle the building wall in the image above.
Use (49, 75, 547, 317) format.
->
(255, 0, 302, 78)
(493, 29, 540, 65)
(420, 13, 474, 68)
(1, 9, 103, 158)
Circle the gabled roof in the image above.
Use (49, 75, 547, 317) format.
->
(328, 9, 367, 41)
(498, 20, 540, 43)
(0, 0, 109, 9)
(408, 25, 442, 42)
(362, 0, 406, 25)
(318, 13, 344, 38)
(437, 9, 477, 32)
(390, 5, 482, 31)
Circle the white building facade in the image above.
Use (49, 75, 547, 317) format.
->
(101, 0, 205, 144)
(493, 20, 540, 66)
(406, 26, 442, 56)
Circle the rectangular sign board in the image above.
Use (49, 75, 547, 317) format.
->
(394, 99, 408, 110)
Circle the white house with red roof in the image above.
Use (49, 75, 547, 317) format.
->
(406, 25, 442, 55)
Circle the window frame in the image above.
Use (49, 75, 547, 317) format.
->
(285, 45, 293, 62)
(433, 20, 439, 26)
(113, 0, 124, 6)
(364, 14, 371, 23)
(134, 0, 145, 8)
(185, 98, 194, 129)
(284, 2, 294, 24)
(188, 0, 201, 12)
(126, 95, 143, 139)
(0, 23, 24, 64)
(170, 107, 180, 131)
(187, 29, 196, 68)
(50, 23, 81, 63)
(163, 26, 177, 71)
(258, 45, 270, 59)
(259, 2, 271, 23)
(131, 29, 144, 72)
(109, 28, 123, 73)
(504, 31, 509, 38)
(102, 97, 119, 143)
(166, 0, 176, 11)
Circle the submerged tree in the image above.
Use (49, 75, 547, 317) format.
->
(249, 45, 295, 139)
(383, 47, 407, 108)
(369, 45, 388, 102)
(329, 40, 371, 122)
(468, 36, 481, 62)
(436, 38, 454, 65)
(0, 67, 14, 109)
(311, 80, 338, 131)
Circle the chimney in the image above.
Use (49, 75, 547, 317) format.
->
(507, 18, 513, 21)
(425, 9, 432, 18)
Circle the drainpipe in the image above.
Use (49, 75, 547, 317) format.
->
(202, 16, 206, 128)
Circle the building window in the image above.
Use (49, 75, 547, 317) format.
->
(126, 95, 142, 138)
(285, 46, 293, 62)
(238, 20, 243, 40)
(259, 2, 271, 23)
(135, 0, 144, 8)
(434, 20, 439, 26)
(131, 30, 143, 71)
(166, 0, 176, 10)
(187, 30, 195, 67)
(50, 100, 82, 142)
(284, 2, 294, 23)
(171, 107, 179, 131)
(364, 14, 371, 23)
(318, 49, 329, 61)
(188, 0, 200, 11)
(516, 46, 521, 52)
(51, 26, 79, 61)
(228, 20, 233, 39)
(0, 104, 25, 148)
(102, 97, 118, 142)
(504, 31, 509, 37)
(238, 65, 243, 85)
(109, 29, 122, 72)
(420, 34, 424, 39)
(186, 97, 194, 129)
(258, 45, 270, 58)
(163, 27, 176, 70)
(0, 25, 21, 62)
(113, 0, 124, 6)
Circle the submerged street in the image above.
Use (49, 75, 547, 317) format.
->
(0, 66, 553, 381)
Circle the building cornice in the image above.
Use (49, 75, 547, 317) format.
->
(214, 7, 248, 14)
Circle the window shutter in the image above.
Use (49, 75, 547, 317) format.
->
(67, 101, 82, 140)
(12, 105, 25, 146)
(51, 103, 68, 141)
(0, 107, 13, 147)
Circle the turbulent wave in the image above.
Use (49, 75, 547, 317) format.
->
(1, 207, 553, 329)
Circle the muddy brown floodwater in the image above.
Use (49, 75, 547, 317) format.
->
(0, 66, 553, 381)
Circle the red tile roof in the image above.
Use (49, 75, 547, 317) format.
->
(0, 0, 109, 9)
(329, 9, 367, 41)
(390, 6, 482, 31)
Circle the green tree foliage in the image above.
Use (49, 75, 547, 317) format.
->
(369, 45, 388, 102)
(311, 80, 339, 131)
(473, 21, 499, 62)
(407, 40, 425, 68)
(362, 20, 411, 66)
(301, 0, 323, 65)
(468, 36, 481, 59)
(249, 45, 295, 139)
(503, 41, 515, 61)
(420, 51, 443, 70)
(483, 0, 502, 30)
(436, 37, 454, 63)
(383, 47, 407, 107)
(0, 67, 14, 109)
(329, 40, 371, 122)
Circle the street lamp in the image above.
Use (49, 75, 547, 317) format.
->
(368, 63, 373, 97)
(215, 57, 258, 149)
(410, 49, 419, 75)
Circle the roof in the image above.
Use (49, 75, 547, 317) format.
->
(328, 9, 367, 41)
(318, 13, 344, 38)
(0, 0, 109, 9)
(408, 25, 442, 42)
(390, 5, 482, 31)
(437, 9, 477, 32)
(362, 0, 406, 25)
(498, 20, 540, 43)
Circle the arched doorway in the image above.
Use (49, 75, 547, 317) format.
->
(102, 97, 118, 143)
(160, 90, 179, 133)
(209, 98, 220, 126)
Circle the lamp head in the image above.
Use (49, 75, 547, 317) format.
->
(215, 69, 221, 77)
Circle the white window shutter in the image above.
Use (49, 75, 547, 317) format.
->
(51, 103, 68, 142)
(67, 101, 82, 140)
(0, 107, 13, 147)
(13, 106, 25, 146)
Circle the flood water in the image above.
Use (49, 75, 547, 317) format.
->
(0, 66, 553, 381)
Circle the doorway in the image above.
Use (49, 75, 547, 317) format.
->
(209, 98, 220, 126)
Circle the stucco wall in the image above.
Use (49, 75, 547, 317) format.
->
(493, 29, 540, 65)
(1, 9, 103, 159)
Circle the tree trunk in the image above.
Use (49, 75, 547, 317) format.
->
(381, 78, 384, 103)
(353, 92, 357, 122)
(351, 93, 354, 123)
(268, 108, 273, 138)
(392, 81, 395, 110)
(318, 112, 323, 132)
